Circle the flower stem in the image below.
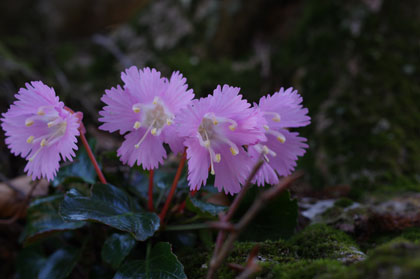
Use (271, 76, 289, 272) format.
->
(64, 106, 107, 185)
(177, 189, 197, 213)
(159, 150, 187, 222)
(79, 131, 107, 185)
(148, 170, 155, 211)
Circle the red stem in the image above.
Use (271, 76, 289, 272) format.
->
(159, 150, 187, 222)
(64, 106, 107, 185)
(79, 131, 107, 185)
(148, 170, 155, 211)
(177, 189, 197, 213)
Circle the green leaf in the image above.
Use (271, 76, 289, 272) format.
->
(16, 245, 80, 279)
(60, 183, 160, 241)
(39, 248, 81, 279)
(16, 244, 47, 279)
(52, 139, 97, 187)
(102, 233, 136, 269)
(236, 189, 298, 241)
(186, 196, 227, 218)
(20, 195, 85, 244)
(114, 242, 187, 279)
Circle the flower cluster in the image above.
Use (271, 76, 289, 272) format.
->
(1, 66, 309, 194)
(98, 66, 310, 194)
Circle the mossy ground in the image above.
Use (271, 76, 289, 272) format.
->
(181, 224, 420, 279)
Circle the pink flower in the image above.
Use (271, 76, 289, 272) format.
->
(1, 81, 80, 180)
(99, 66, 194, 170)
(249, 87, 310, 186)
(176, 85, 266, 194)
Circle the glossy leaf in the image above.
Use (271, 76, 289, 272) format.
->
(20, 195, 85, 244)
(60, 183, 160, 241)
(186, 196, 227, 218)
(102, 233, 136, 269)
(39, 248, 81, 279)
(16, 246, 80, 279)
(236, 189, 298, 241)
(114, 242, 186, 279)
(52, 139, 97, 186)
(16, 244, 47, 279)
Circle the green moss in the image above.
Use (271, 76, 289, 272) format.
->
(400, 227, 420, 243)
(177, 248, 209, 279)
(320, 240, 420, 279)
(289, 224, 364, 262)
(334, 198, 354, 208)
(271, 259, 345, 279)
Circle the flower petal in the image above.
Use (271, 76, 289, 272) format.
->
(99, 85, 138, 135)
(185, 138, 210, 191)
(117, 130, 167, 170)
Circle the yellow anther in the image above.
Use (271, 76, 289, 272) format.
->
(37, 108, 45, 116)
(132, 106, 141, 113)
(229, 125, 236, 131)
(213, 120, 218, 125)
(47, 121, 55, 128)
(151, 128, 157, 135)
(40, 139, 47, 147)
(215, 153, 221, 163)
(230, 147, 238, 156)
(152, 97, 159, 105)
(272, 116, 281, 122)
(262, 145, 270, 154)
(166, 119, 173, 125)
(277, 135, 286, 143)
(263, 125, 270, 131)
(25, 119, 34, 127)
(210, 168, 215, 175)
(133, 121, 141, 129)
(134, 143, 140, 149)
(26, 136, 34, 144)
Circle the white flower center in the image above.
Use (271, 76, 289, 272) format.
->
(25, 106, 68, 161)
(197, 113, 239, 175)
(132, 97, 174, 148)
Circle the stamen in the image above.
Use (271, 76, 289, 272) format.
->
(263, 111, 281, 122)
(219, 137, 239, 156)
(134, 119, 156, 148)
(28, 147, 42, 162)
(166, 119, 173, 125)
(133, 121, 141, 129)
(37, 107, 45, 116)
(152, 97, 159, 105)
(40, 139, 47, 147)
(203, 140, 211, 148)
(26, 136, 34, 144)
(132, 104, 141, 113)
(263, 125, 270, 131)
(151, 128, 157, 136)
(205, 113, 237, 131)
(25, 119, 34, 127)
(265, 129, 286, 143)
(277, 134, 286, 143)
(47, 118, 61, 128)
(207, 146, 218, 175)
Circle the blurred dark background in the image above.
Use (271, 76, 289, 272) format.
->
(1, 0, 419, 197)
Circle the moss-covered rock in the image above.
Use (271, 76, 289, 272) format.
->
(320, 240, 420, 279)
(289, 224, 365, 263)
(270, 259, 346, 279)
